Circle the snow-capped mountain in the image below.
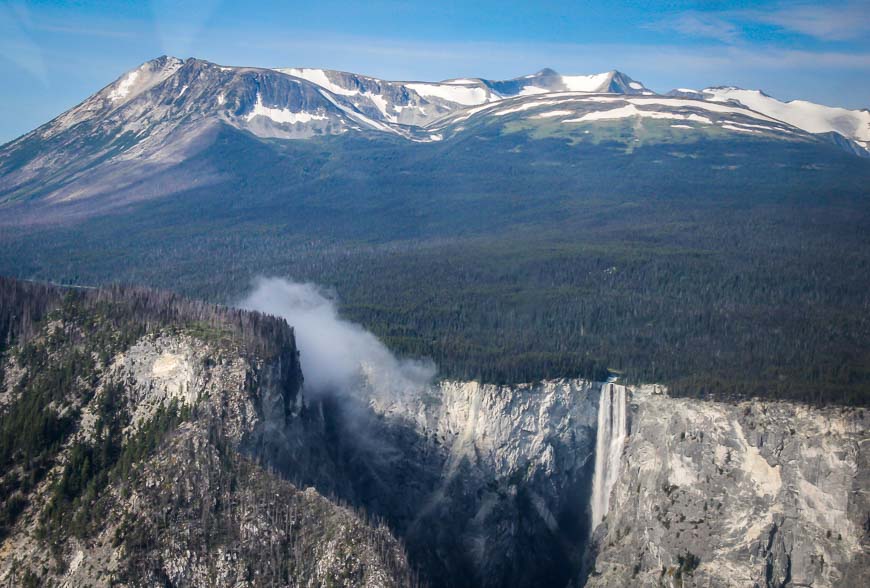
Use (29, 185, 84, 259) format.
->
(666, 86, 870, 154)
(273, 67, 652, 127)
(426, 90, 805, 144)
(486, 68, 652, 96)
(3, 55, 865, 155)
(699, 87, 870, 153)
(1, 55, 868, 220)
(274, 67, 492, 126)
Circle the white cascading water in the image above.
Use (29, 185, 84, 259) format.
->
(590, 383, 627, 533)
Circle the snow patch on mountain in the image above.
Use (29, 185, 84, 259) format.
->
(562, 104, 712, 124)
(280, 68, 359, 97)
(108, 71, 141, 102)
(721, 124, 760, 134)
(493, 100, 564, 117)
(561, 73, 612, 92)
(316, 89, 399, 135)
(534, 110, 576, 118)
(246, 93, 327, 125)
(405, 82, 493, 106)
(518, 86, 550, 96)
(588, 96, 782, 123)
(702, 87, 870, 150)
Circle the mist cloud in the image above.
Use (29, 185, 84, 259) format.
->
(239, 277, 436, 398)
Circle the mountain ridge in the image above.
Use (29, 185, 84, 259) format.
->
(5, 56, 867, 150)
(2, 55, 868, 221)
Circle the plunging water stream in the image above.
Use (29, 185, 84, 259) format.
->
(590, 383, 627, 532)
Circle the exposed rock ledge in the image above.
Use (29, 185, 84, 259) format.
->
(586, 386, 868, 588)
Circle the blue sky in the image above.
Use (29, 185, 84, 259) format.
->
(1, 0, 869, 143)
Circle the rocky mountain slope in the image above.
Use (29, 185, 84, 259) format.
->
(1, 55, 868, 223)
(0, 277, 417, 587)
(332, 377, 602, 587)
(273, 67, 652, 127)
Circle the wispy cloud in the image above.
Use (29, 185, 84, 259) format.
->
(750, 2, 870, 41)
(650, 12, 740, 43)
(239, 34, 870, 74)
(655, 2, 870, 44)
(151, 0, 221, 58)
(0, 1, 47, 84)
(33, 23, 139, 39)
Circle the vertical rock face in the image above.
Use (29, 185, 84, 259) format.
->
(301, 375, 868, 588)
(586, 387, 868, 588)
(316, 378, 602, 587)
(590, 383, 628, 531)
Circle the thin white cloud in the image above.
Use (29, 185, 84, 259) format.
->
(0, 2, 47, 84)
(750, 2, 870, 41)
(239, 35, 870, 75)
(655, 2, 870, 44)
(33, 23, 139, 39)
(650, 12, 740, 43)
(151, 0, 221, 58)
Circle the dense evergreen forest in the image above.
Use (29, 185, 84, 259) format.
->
(0, 277, 296, 367)
(0, 278, 299, 538)
(1, 126, 869, 406)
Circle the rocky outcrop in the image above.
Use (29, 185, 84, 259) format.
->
(311, 377, 601, 587)
(0, 287, 417, 588)
(290, 374, 868, 588)
(586, 387, 868, 588)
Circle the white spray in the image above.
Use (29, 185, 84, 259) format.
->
(590, 382, 627, 533)
(238, 277, 436, 398)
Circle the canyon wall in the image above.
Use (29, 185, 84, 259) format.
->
(586, 387, 868, 588)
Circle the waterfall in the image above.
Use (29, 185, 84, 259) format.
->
(590, 382, 627, 533)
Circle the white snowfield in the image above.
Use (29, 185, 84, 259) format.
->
(561, 104, 713, 125)
(245, 93, 327, 125)
(533, 110, 577, 119)
(585, 96, 783, 123)
(562, 72, 612, 92)
(703, 87, 870, 150)
(279, 68, 360, 97)
(405, 82, 494, 106)
(518, 86, 550, 96)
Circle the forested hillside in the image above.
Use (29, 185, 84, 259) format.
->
(2, 124, 868, 405)
(0, 277, 417, 587)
